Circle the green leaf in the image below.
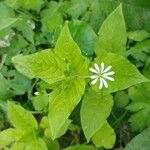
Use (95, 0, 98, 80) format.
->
(127, 30, 150, 42)
(43, 137, 59, 150)
(61, 0, 89, 19)
(17, 0, 44, 11)
(8, 102, 38, 130)
(64, 145, 94, 150)
(25, 138, 47, 150)
(55, 22, 88, 77)
(0, 128, 16, 148)
(92, 53, 149, 93)
(41, 1, 63, 32)
(114, 91, 129, 108)
(69, 20, 97, 57)
(95, 4, 126, 56)
(124, 127, 150, 150)
(12, 49, 66, 85)
(31, 91, 49, 111)
(0, 18, 18, 32)
(126, 83, 150, 131)
(48, 79, 85, 139)
(81, 88, 113, 141)
(92, 122, 116, 149)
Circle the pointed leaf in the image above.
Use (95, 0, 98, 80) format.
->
(55, 22, 88, 76)
(8, 102, 38, 130)
(92, 53, 149, 93)
(95, 4, 126, 56)
(48, 79, 85, 139)
(12, 49, 66, 85)
(81, 88, 113, 141)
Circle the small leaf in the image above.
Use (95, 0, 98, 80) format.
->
(92, 122, 116, 149)
(8, 102, 38, 130)
(95, 4, 126, 56)
(92, 53, 149, 93)
(81, 88, 113, 141)
(48, 79, 85, 139)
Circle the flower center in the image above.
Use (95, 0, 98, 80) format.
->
(98, 73, 103, 78)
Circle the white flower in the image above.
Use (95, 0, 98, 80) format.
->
(89, 62, 115, 89)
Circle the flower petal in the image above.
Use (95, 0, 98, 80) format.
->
(94, 63, 100, 72)
(89, 68, 98, 73)
(102, 65, 112, 73)
(90, 75, 98, 79)
(103, 71, 115, 76)
(100, 62, 105, 72)
(101, 78, 108, 88)
(103, 75, 114, 81)
(91, 77, 98, 85)
(99, 78, 103, 89)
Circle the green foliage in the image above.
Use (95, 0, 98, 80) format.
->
(92, 53, 148, 93)
(126, 83, 150, 131)
(92, 122, 116, 149)
(0, 0, 150, 149)
(124, 127, 150, 150)
(95, 4, 126, 56)
(81, 88, 113, 141)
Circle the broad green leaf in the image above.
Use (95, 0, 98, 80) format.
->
(92, 53, 149, 93)
(126, 83, 150, 131)
(8, 102, 38, 130)
(69, 20, 97, 57)
(0, 128, 16, 148)
(17, 0, 44, 11)
(64, 145, 94, 150)
(12, 49, 66, 85)
(92, 122, 116, 149)
(44, 119, 71, 139)
(124, 127, 150, 150)
(48, 79, 85, 139)
(95, 4, 126, 56)
(127, 30, 150, 42)
(0, 18, 18, 32)
(81, 88, 113, 141)
(55, 23, 88, 77)
(25, 138, 47, 150)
